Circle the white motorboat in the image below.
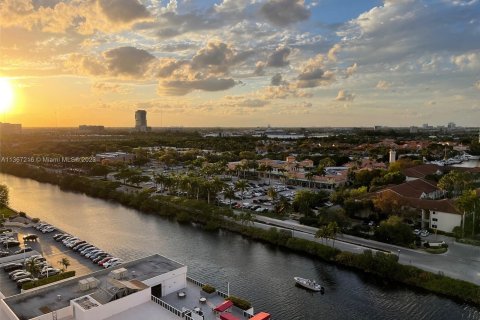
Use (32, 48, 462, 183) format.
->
(294, 277, 324, 292)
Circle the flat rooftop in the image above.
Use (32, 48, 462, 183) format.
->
(4, 254, 183, 320)
(162, 280, 251, 320)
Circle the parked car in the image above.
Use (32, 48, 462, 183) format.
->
(93, 254, 110, 263)
(12, 272, 31, 281)
(17, 277, 35, 288)
(98, 257, 114, 266)
(74, 243, 90, 251)
(3, 240, 20, 247)
(68, 240, 85, 248)
(14, 247, 33, 254)
(35, 223, 48, 230)
(3, 263, 24, 272)
(420, 230, 430, 237)
(81, 247, 98, 256)
(108, 261, 124, 268)
(9, 269, 27, 278)
(42, 227, 56, 233)
(86, 250, 103, 259)
(54, 234, 71, 241)
(22, 234, 38, 241)
(39, 268, 60, 278)
(103, 258, 123, 268)
(0, 250, 10, 257)
(90, 251, 106, 260)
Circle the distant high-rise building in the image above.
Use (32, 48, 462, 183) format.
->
(79, 125, 104, 132)
(135, 110, 147, 132)
(389, 149, 396, 163)
(447, 122, 456, 129)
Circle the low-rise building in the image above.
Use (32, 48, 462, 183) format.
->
(407, 198, 461, 232)
(0, 254, 269, 320)
(96, 152, 134, 164)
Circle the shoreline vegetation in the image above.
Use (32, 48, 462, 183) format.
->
(1, 163, 480, 307)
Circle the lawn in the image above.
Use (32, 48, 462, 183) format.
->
(0, 206, 17, 219)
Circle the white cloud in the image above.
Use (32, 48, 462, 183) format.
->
(335, 89, 355, 101)
(376, 80, 392, 90)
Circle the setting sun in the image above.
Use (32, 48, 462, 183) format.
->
(0, 78, 14, 113)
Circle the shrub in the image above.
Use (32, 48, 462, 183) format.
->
(227, 295, 251, 310)
(22, 271, 76, 290)
(201, 284, 216, 294)
(18, 212, 27, 217)
(176, 211, 191, 223)
(31, 218, 40, 223)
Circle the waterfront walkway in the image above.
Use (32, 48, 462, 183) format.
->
(251, 215, 480, 285)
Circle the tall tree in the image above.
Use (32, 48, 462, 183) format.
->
(0, 184, 8, 207)
(58, 257, 71, 272)
(235, 180, 248, 208)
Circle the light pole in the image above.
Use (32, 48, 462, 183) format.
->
(397, 249, 401, 260)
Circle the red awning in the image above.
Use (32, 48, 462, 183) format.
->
(220, 313, 240, 320)
(250, 312, 271, 320)
(214, 300, 234, 312)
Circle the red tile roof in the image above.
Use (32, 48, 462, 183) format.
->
(405, 198, 459, 214)
(401, 164, 444, 178)
(381, 179, 439, 198)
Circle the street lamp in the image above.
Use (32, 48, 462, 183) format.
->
(397, 249, 401, 259)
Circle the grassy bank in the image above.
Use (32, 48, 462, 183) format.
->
(2, 164, 480, 306)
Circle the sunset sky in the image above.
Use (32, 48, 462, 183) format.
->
(0, 0, 479, 127)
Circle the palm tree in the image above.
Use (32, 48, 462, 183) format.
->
(305, 172, 315, 189)
(275, 196, 291, 216)
(265, 165, 273, 185)
(315, 226, 328, 244)
(58, 257, 71, 272)
(25, 259, 42, 277)
(224, 187, 236, 208)
(267, 187, 278, 204)
(235, 180, 248, 208)
(327, 221, 340, 248)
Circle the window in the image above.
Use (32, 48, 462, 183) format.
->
(432, 211, 436, 214)
(432, 218, 438, 222)
(432, 225, 437, 228)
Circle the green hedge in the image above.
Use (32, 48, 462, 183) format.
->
(201, 284, 216, 294)
(22, 271, 76, 290)
(227, 295, 251, 310)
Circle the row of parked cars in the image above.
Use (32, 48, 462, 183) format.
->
(53, 234, 123, 268)
(3, 254, 60, 288)
(0, 233, 20, 248)
(34, 223, 56, 234)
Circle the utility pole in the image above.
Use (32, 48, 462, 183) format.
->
(473, 202, 476, 237)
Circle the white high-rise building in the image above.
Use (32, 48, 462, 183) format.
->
(389, 149, 396, 163)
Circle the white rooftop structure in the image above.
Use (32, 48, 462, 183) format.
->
(0, 254, 268, 320)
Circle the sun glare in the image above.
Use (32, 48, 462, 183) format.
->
(0, 78, 14, 113)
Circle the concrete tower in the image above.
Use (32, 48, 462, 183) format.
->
(135, 110, 147, 132)
(389, 149, 396, 163)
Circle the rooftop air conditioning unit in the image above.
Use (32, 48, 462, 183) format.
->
(78, 279, 89, 291)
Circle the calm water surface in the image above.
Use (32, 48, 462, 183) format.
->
(1, 173, 479, 320)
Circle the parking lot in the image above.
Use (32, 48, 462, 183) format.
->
(0, 226, 103, 297)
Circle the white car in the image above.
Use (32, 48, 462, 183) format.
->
(42, 226, 56, 233)
(103, 258, 123, 268)
(420, 230, 430, 237)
